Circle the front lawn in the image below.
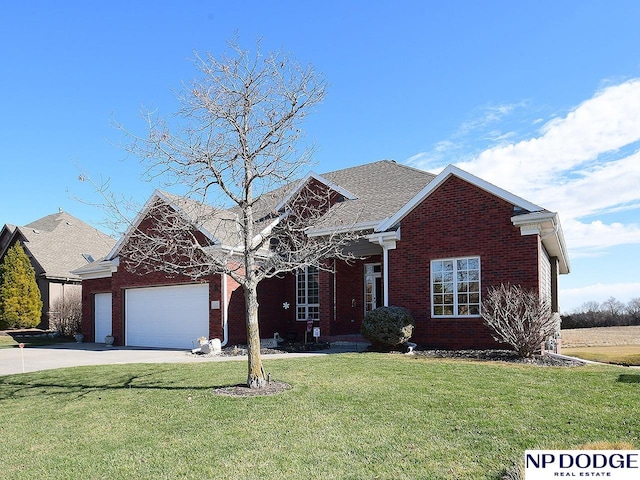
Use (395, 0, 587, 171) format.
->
(0, 354, 637, 479)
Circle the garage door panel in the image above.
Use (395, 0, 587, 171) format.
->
(125, 284, 209, 349)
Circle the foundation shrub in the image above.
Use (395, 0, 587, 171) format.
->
(361, 306, 415, 349)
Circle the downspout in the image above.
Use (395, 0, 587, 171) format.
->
(220, 273, 229, 347)
(333, 258, 337, 323)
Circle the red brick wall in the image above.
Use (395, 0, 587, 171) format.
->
(84, 267, 223, 346)
(224, 272, 294, 345)
(256, 275, 289, 340)
(388, 176, 540, 349)
(331, 257, 382, 336)
(81, 263, 299, 348)
(80, 277, 112, 341)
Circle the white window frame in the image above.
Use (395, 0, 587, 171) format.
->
(296, 266, 320, 321)
(364, 263, 382, 315)
(431, 256, 481, 317)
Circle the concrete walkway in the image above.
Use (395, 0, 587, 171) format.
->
(0, 342, 366, 376)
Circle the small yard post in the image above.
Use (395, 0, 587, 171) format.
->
(19, 343, 25, 373)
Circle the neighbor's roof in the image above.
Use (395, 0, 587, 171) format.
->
(4, 212, 116, 280)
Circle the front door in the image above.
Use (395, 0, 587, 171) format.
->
(364, 263, 383, 315)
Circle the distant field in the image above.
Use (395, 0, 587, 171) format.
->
(562, 325, 640, 365)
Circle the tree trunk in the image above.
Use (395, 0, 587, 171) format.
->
(244, 283, 265, 389)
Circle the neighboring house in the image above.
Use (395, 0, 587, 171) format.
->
(75, 160, 569, 350)
(0, 211, 116, 328)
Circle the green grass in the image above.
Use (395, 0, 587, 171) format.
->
(0, 354, 638, 479)
(563, 345, 640, 366)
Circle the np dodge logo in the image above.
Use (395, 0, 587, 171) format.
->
(525, 450, 640, 479)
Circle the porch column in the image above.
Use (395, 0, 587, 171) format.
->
(382, 244, 390, 306)
(367, 230, 400, 308)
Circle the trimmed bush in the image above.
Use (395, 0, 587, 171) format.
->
(361, 306, 415, 349)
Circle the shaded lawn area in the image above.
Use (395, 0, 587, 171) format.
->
(0, 334, 17, 348)
(0, 332, 74, 349)
(0, 354, 638, 480)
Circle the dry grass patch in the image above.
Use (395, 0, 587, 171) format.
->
(563, 345, 640, 366)
(562, 326, 640, 365)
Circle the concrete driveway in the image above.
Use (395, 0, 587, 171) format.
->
(0, 342, 364, 376)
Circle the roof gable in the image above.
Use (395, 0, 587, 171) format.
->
(107, 189, 246, 260)
(305, 160, 437, 233)
(374, 164, 569, 274)
(275, 171, 358, 212)
(0, 224, 18, 258)
(376, 164, 543, 232)
(97, 161, 568, 276)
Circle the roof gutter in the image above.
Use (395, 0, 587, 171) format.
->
(511, 211, 570, 274)
(71, 258, 120, 280)
(305, 220, 380, 238)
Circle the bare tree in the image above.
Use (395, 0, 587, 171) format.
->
(49, 288, 82, 336)
(481, 283, 560, 357)
(601, 296, 626, 319)
(111, 40, 361, 388)
(627, 298, 640, 323)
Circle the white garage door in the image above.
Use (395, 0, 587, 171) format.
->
(125, 284, 209, 349)
(94, 293, 112, 343)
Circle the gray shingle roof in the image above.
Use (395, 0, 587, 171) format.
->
(320, 160, 437, 227)
(158, 191, 243, 247)
(173, 160, 437, 242)
(17, 212, 116, 280)
(104, 160, 437, 260)
(229, 160, 436, 236)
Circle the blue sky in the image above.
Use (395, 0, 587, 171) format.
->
(1, 1, 639, 312)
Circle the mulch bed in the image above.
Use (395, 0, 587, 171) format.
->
(208, 344, 585, 367)
(412, 349, 585, 367)
(211, 381, 291, 397)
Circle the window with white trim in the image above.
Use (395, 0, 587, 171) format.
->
(431, 257, 481, 316)
(296, 266, 319, 321)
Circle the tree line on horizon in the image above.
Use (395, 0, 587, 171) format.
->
(561, 297, 640, 329)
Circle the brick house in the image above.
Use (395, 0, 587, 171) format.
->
(0, 211, 115, 328)
(75, 160, 569, 350)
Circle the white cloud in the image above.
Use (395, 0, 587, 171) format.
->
(560, 282, 640, 313)
(410, 79, 640, 257)
(461, 79, 640, 183)
(563, 218, 640, 256)
(408, 102, 530, 172)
